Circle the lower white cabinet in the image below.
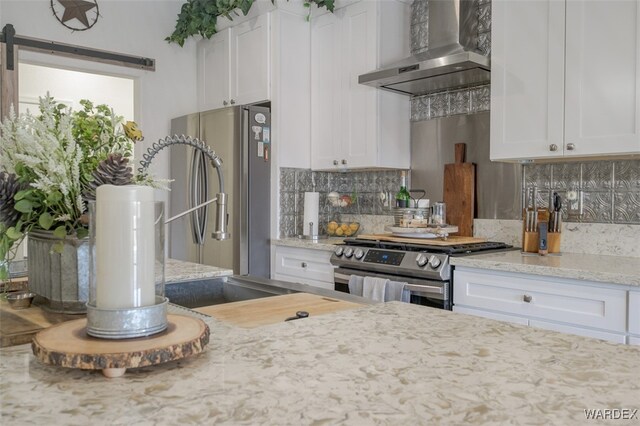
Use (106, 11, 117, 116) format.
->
(274, 245, 335, 290)
(453, 267, 633, 344)
(629, 291, 640, 345)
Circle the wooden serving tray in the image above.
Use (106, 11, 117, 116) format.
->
(32, 314, 209, 378)
(195, 293, 362, 329)
(356, 234, 487, 246)
(0, 299, 78, 348)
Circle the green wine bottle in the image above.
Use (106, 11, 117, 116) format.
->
(395, 171, 411, 208)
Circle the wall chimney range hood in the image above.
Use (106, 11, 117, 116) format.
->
(359, 0, 490, 96)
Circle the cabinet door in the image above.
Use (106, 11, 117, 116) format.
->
(339, 1, 378, 168)
(629, 291, 640, 336)
(490, 0, 565, 161)
(230, 14, 270, 106)
(564, 1, 640, 156)
(197, 29, 231, 111)
(311, 11, 342, 170)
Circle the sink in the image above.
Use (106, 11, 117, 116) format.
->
(165, 276, 298, 309)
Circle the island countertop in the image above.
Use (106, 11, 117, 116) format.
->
(1, 302, 638, 424)
(165, 258, 233, 283)
(450, 250, 640, 287)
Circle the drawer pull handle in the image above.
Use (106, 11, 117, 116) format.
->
(523, 294, 533, 303)
(301, 262, 307, 268)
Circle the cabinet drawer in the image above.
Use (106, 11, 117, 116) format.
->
(275, 246, 335, 284)
(454, 269, 627, 332)
(629, 291, 640, 335)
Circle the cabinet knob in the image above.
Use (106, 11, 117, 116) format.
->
(333, 160, 339, 166)
(523, 294, 533, 303)
(566, 143, 575, 151)
(223, 100, 229, 106)
(341, 159, 347, 165)
(301, 262, 307, 268)
(230, 99, 236, 105)
(549, 144, 558, 152)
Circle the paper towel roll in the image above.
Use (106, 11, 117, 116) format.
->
(303, 192, 320, 236)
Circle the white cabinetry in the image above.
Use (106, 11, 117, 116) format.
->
(198, 14, 270, 111)
(310, 0, 410, 170)
(274, 246, 336, 289)
(453, 267, 629, 344)
(491, 0, 640, 161)
(629, 291, 640, 346)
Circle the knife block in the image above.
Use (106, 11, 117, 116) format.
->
(522, 209, 561, 254)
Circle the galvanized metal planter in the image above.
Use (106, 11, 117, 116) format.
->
(27, 229, 90, 314)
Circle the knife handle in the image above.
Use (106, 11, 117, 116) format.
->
(538, 222, 548, 256)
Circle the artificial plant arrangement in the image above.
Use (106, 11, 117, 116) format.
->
(0, 95, 151, 280)
(166, 0, 335, 46)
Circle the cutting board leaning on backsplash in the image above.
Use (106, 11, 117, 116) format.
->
(443, 143, 476, 237)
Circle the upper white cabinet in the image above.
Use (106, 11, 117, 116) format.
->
(310, 0, 411, 170)
(491, 0, 640, 161)
(198, 14, 270, 111)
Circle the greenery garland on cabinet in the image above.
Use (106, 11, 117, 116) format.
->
(166, 0, 335, 46)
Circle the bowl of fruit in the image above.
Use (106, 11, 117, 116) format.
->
(327, 221, 360, 237)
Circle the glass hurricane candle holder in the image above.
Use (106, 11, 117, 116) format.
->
(86, 185, 167, 339)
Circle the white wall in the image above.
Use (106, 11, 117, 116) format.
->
(19, 63, 135, 120)
(0, 0, 199, 197)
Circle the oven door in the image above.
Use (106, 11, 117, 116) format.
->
(334, 267, 451, 310)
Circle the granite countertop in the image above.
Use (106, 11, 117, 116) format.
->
(165, 258, 233, 283)
(451, 250, 640, 287)
(1, 302, 639, 424)
(273, 237, 344, 252)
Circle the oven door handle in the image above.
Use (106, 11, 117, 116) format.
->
(333, 272, 444, 295)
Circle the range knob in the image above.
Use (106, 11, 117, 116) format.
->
(354, 248, 364, 260)
(416, 254, 429, 267)
(428, 255, 442, 269)
(344, 247, 354, 258)
(334, 247, 344, 257)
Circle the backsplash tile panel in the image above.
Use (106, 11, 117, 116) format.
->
(522, 161, 640, 225)
(279, 168, 404, 238)
(614, 160, 640, 189)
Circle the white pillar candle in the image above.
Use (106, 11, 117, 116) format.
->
(303, 192, 320, 236)
(95, 185, 156, 309)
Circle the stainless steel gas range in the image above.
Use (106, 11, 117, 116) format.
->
(331, 237, 514, 310)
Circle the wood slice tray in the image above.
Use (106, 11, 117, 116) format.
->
(32, 314, 209, 378)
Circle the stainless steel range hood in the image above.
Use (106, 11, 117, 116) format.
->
(359, 0, 490, 96)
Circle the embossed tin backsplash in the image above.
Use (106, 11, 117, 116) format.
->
(523, 161, 640, 224)
(279, 168, 404, 238)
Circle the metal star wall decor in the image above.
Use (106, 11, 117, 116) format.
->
(51, 0, 100, 31)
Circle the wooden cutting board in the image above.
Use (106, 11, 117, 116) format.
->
(357, 234, 487, 246)
(195, 293, 362, 329)
(443, 143, 476, 237)
(0, 300, 80, 347)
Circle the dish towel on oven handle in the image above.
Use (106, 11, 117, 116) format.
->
(348, 275, 364, 296)
(363, 277, 388, 302)
(385, 280, 410, 303)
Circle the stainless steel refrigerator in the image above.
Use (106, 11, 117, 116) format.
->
(169, 105, 271, 278)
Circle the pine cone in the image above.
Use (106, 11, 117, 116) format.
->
(83, 153, 133, 201)
(0, 172, 26, 228)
